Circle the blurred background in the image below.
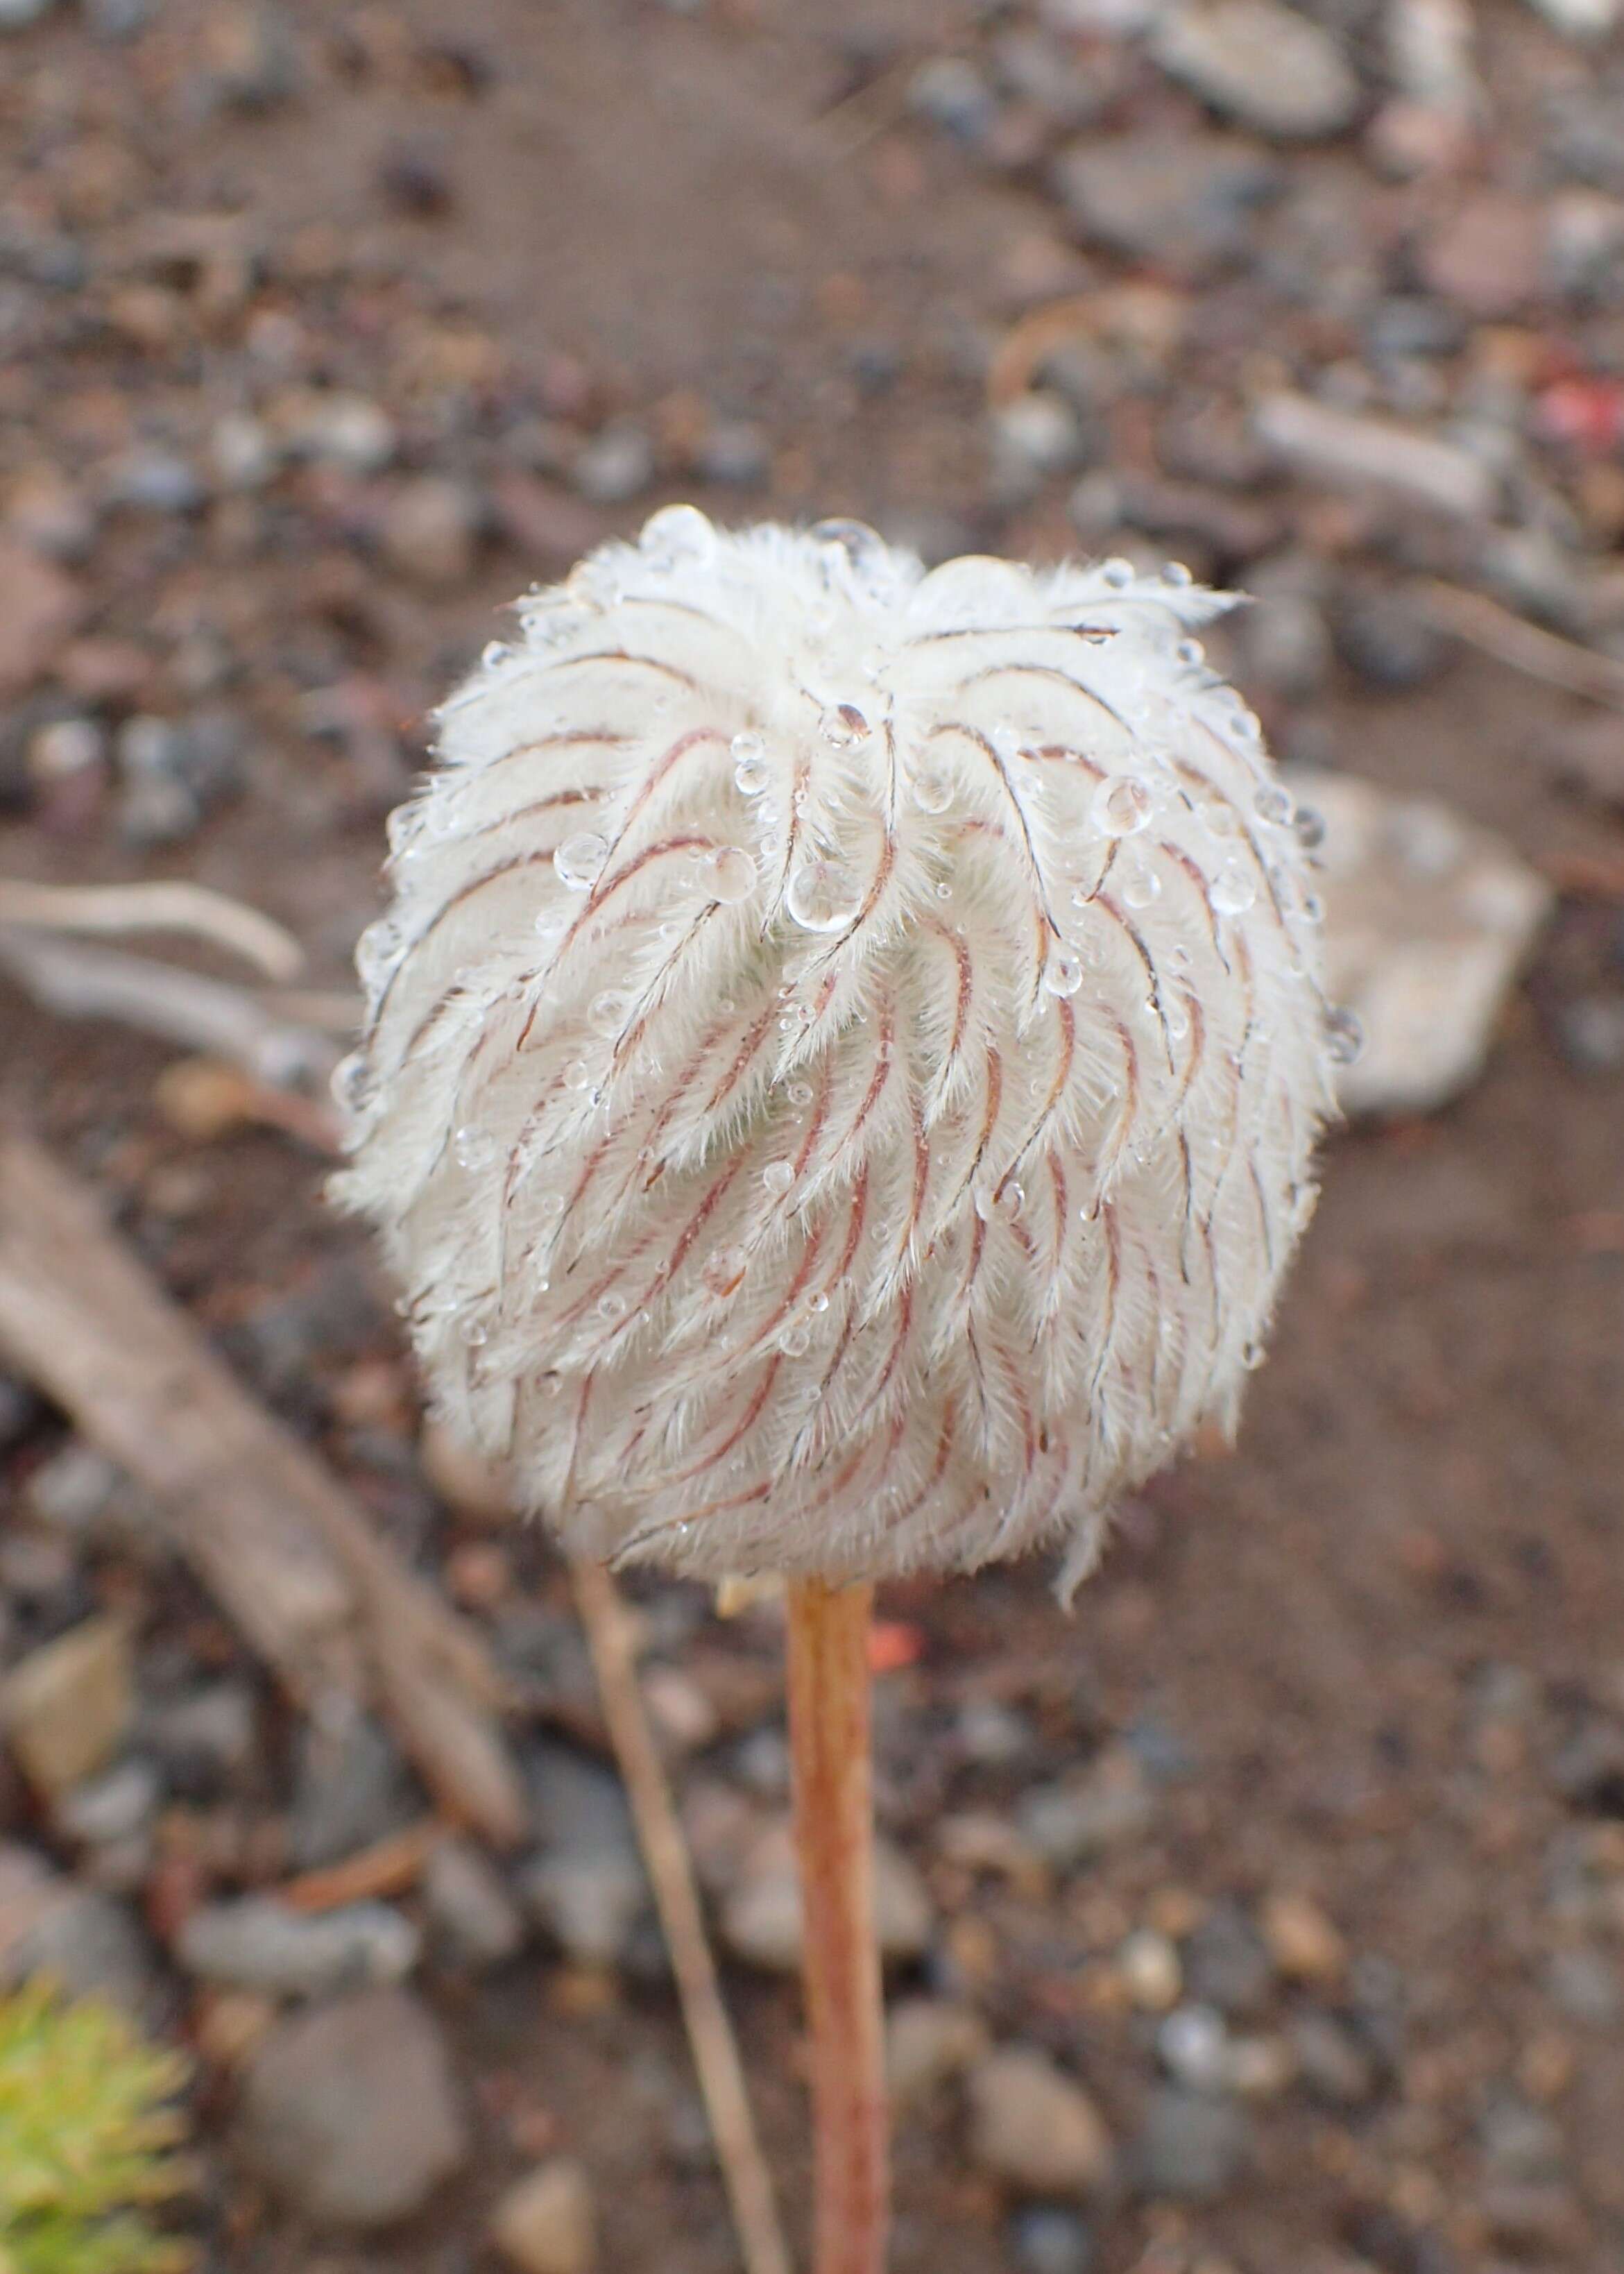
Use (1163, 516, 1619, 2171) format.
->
(1, 2, 1623, 2271)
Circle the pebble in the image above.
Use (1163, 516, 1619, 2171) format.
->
(280, 390, 398, 473)
(1236, 556, 1333, 700)
(1290, 2009, 1378, 2103)
(572, 421, 656, 506)
(1253, 393, 1497, 520)
(176, 1895, 421, 1998)
(1011, 2205, 1095, 2274)
(238, 1988, 468, 2228)
(211, 411, 280, 491)
(107, 448, 205, 515)
(1543, 1944, 1619, 2026)
(1419, 192, 1545, 318)
(1133, 2086, 1251, 2201)
(887, 1996, 990, 2108)
(53, 1755, 162, 1847)
(1478, 2093, 1564, 2182)
(907, 56, 998, 146)
(0, 535, 86, 697)
(0, 1842, 156, 2014)
(520, 1740, 649, 1968)
(1556, 994, 1624, 1076)
(966, 2046, 1113, 2198)
(490, 2157, 598, 2274)
(139, 1680, 257, 1794)
(0, 0, 55, 26)
(1183, 1901, 1274, 2018)
(1051, 134, 1281, 278)
(1150, 0, 1361, 140)
(1, 1615, 133, 1797)
(1157, 2003, 1233, 2094)
(989, 391, 1090, 506)
(720, 1820, 934, 1972)
(1260, 1887, 1347, 1984)
(1016, 1755, 1155, 1869)
(1119, 1928, 1183, 2010)
(696, 418, 771, 489)
(380, 475, 482, 588)
(1333, 582, 1451, 688)
(423, 1835, 525, 1971)
(289, 1713, 419, 1871)
(1283, 766, 1553, 1118)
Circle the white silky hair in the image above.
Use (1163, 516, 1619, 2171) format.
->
(334, 510, 1339, 1594)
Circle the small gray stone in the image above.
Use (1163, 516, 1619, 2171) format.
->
(1254, 394, 1496, 521)
(1478, 2094, 1564, 2183)
(238, 1988, 468, 2229)
(696, 420, 770, 489)
(1183, 1902, 1274, 2019)
(907, 56, 997, 145)
(1011, 2206, 1095, 2274)
(1151, 0, 1360, 139)
(0, 0, 55, 26)
(967, 2046, 1113, 2197)
(1156, 2003, 1233, 2094)
(0, 1844, 156, 2014)
(521, 1740, 648, 1967)
(380, 475, 481, 590)
(1134, 2087, 1250, 2201)
(108, 449, 204, 514)
(283, 391, 397, 473)
(1556, 996, 1624, 1077)
(1544, 1945, 1619, 2026)
(1289, 2010, 1378, 2105)
(989, 392, 1089, 507)
(1051, 134, 1281, 278)
(1016, 1760, 1154, 1869)
(423, 1836, 524, 1971)
(572, 422, 655, 507)
(289, 1713, 418, 1871)
(176, 1895, 420, 1998)
(53, 1756, 162, 1847)
(139, 1681, 257, 1787)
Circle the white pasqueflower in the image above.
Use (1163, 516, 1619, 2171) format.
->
(334, 510, 1340, 1593)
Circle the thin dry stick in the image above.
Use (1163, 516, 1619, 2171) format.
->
(572, 1556, 794, 2274)
(1419, 578, 1624, 710)
(785, 1579, 886, 2274)
(0, 877, 306, 978)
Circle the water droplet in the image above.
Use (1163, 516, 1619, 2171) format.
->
(786, 856, 862, 933)
(332, 1052, 370, 1114)
(779, 1321, 811, 1357)
(1161, 560, 1193, 588)
(536, 1191, 565, 1223)
(807, 1291, 830, 1314)
(1176, 638, 1205, 667)
(1043, 951, 1084, 997)
(812, 518, 887, 577)
(910, 766, 953, 815)
(454, 1125, 496, 1170)
(991, 722, 1021, 762)
(1294, 807, 1326, 851)
(597, 1290, 627, 1322)
(1122, 863, 1162, 910)
(642, 502, 715, 565)
(1092, 774, 1154, 838)
(861, 647, 888, 684)
(786, 1080, 814, 1108)
(1254, 784, 1294, 828)
(1241, 1337, 1266, 1371)
(554, 832, 609, 890)
(702, 1246, 746, 1299)
(706, 845, 758, 905)
(1301, 891, 1324, 924)
(821, 703, 870, 749)
(995, 1180, 1024, 1221)
(1211, 862, 1256, 916)
(563, 1059, 596, 1092)
(480, 640, 511, 671)
(762, 1159, 796, 1196)
(1100, 557, 1134, 590)
(459, 1313, 490, 1348)
(1324, 1004, 1363, 1064)
(589, 989, 631, 1035)
(1167, 941, 1193, 974)
(731, 731, 769, 794)
(354, 919, 401, 991)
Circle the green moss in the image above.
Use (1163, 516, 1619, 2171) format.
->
(0, 1981, 193, 2274)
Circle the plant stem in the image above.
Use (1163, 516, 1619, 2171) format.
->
(786, 1577, 887, 2274)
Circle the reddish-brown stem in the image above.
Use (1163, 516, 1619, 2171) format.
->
(786, 1577, 888, 2274)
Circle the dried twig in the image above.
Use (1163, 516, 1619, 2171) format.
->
(0, 878, 306, 979)
(572, 1557, 793, 2274)
(0, 1132, 527, 1847)
(280, 1819, 443, 1913)
(0, 929, 337, 1087)
(1420, 578, 1624, 710)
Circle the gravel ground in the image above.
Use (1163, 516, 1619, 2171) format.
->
(2, 3, 1623, 2271)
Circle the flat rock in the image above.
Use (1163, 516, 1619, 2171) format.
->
(1051, 133, 1281, 277)
(1151, 0, 1360, 139)
(490, 2157, 598, 2274)
(1284, 767, 1552, 1117)
(176, 1895, 420, 1998)
(967, 2046, 1113, 2197)
(237, 1987, 468, 2228)
(1, 1615, 133, 1797)
(720, 1819, 934, 1973)
(1253, 393, 1496, 520)
(423, 1835, 525, 1971)
(520, 1740, 649, 1967)
(887, 1996, 991, 2109)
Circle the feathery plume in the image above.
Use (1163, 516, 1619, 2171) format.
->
(334, 511, 1341, 1595)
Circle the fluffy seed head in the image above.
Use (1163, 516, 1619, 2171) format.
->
(335, 511, 1338, 1591)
